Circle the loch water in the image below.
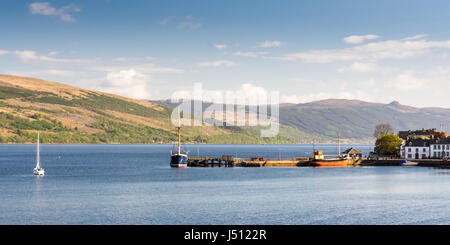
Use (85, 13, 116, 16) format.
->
(1, 144, 450, 225)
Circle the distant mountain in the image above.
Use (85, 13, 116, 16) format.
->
(0, 75, 308, 144)
(279, 99, 450, 139)
(1, 74, 446, 144)
(153, 98, 450, 142)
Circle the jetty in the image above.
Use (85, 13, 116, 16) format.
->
(187, 155, 359, 167)
(186, 155, 450, 168)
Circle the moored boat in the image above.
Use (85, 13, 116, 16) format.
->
(309, 150, 349, 167)
(33, 132, 45, 176)
(170, 114, 188, 168)
(400, 159, 418, 166)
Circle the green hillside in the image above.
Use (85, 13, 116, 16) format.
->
(0, 74, 325, 144)
(2, 75, 446, 144)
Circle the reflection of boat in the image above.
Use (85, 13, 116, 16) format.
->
(400, 159, 418, 166)
(33, 132, 45, 176)
(170, 113, 188, 168)
(309, 150, 349, 167)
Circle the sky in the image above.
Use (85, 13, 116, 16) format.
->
(1, 0, 450, 107)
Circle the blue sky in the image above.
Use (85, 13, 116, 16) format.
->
(1, 0, 450, 107)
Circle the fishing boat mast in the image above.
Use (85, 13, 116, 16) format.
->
(338, 133, 341, 157)
(177, 126, 181, 155)
(177, 107, 181, 154)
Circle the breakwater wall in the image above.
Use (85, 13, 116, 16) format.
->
(187, 157, 450, 168)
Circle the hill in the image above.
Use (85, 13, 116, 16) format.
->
(2, 74, 447, 144)
(0, 74, 310, 144)
(279, 99, 450, 139)
(153, 99, 450, 143)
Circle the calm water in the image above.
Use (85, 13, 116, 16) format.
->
(1, 144, 450, 225)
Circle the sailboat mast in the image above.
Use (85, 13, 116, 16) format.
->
(177, 126, 181, 154)
(36, 132, 40, 168)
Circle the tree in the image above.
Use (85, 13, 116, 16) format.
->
(373, 123, 393, 139)
(375, 134, 403, 156)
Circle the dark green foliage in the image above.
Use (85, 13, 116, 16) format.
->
(0, 112, 70, 132)
(90, 118, 176, 143)
(30, 92, 170, 119)
(375, 134, 403, 156)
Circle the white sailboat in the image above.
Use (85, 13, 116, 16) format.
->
(33, 132, 45, 176)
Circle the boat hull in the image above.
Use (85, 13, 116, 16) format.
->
(170, 154, 188, 168)
(309, 159, 349, 167)
(400, 160, 418, 166)
(33, 168, 45, 176)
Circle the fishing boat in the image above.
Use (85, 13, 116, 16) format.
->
(33, 132, 45, 176)
(308, 134, 350, 167)
(309, 150, 349, 167)
(170, 115, 188, 168)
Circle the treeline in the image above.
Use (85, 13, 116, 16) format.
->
(0, 112, 308, 144)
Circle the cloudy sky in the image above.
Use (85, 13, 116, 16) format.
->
(1, 0, 450, 107)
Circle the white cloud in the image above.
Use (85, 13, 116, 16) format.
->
(403, 34, 428, 41)
(283, 35, 450, 63)
(388, 72, 424, 91)
(160, 16, 171, 25)
(136, 63, 184, 73)
(196, 60, 236, 67)
(15, 50, 39, 61)
(281, 91, 372, 104)
(47, 51, 59, 56)
(45, 69, 81, 76)
(91, 63, 185, 74)
(234, 51, 262, 58)
(0, 50, 10, 55)
(337, 62, 377, 73)
(197, 83, 272, 106)
(6, 69, 83, 77)
(13, 50, 95, 64)
(114, 57, 129, 62)
(214, 44, 227, 49)
(239, 83, 268, 98)
(160, 15, 201, 29)
(29, 2, 80, 22)
(344, 34, 379, 44)
(98, 69, 151, 99)
(257, 40, 282, 48)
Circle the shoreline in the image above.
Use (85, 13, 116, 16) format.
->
(0, 142, 375, 145)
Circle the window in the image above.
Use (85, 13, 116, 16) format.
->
(415, 148, 419, 153)
(434, 145, 437, 150)
(408, 154, 412, 158)
(408, 148, 411, 152)
(423, 148, 426, 152)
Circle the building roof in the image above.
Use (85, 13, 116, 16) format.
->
(429, 138, 450, 145)
(398, 128, 439, 140)
(405, 138, 450, 147)
(405, 138, 430, 147)
(342, 147, 362, 155)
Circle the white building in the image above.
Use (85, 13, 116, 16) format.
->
(403, 138, 450, 159)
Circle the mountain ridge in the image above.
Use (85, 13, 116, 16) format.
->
(1, 74, 448, 144)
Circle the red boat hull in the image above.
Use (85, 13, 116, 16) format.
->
(309, 159, 349, 167)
